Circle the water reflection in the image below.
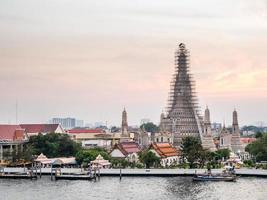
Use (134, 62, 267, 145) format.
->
(0, 176, 267, 200)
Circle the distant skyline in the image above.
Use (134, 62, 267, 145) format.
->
(0, 0, 267, 126)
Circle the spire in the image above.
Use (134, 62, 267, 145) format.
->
(202, 106, 216, 151)
(204, 106, 210, 124)
(233, 109, 238, 126)
(121, 107, 129, 137)
(231, 109, 243, 153)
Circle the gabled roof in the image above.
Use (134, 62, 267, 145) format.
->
(0, 125, 26, 141)
(149, 143, 180, 158)
(20, 124, 62, 133)
(68, 129, 104, 134)
(113, 142, 140, 156)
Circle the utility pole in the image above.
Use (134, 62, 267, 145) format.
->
(15, 99, 18, 124)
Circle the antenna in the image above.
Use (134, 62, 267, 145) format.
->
(16, 99, 18, 124)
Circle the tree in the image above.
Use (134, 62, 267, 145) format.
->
(4, 144, 34, 165)
(111, 126, 120, 133)
(138, 150, 160, 168)
(181, 136, 209, 168)
(211, 149, 230, 161)
(27, 133, 81, 158)
(140, 122, 159, 133)
(246, 134, 267, 162)
(255, 132, 263, 139)
(75, 147, 111, 166)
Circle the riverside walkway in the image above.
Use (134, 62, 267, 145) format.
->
(2, 168, 267, 177)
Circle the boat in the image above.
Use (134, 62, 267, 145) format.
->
(193, 174, 237, 182)
(55, 174, 96, 181)
(193, 168, 237, 182)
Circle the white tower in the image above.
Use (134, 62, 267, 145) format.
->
(201, 106, 216, 151)
(231, 109, 243, 153)
(121, 108, 129, 137)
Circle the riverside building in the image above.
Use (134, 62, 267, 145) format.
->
(0, 125, 28, 162)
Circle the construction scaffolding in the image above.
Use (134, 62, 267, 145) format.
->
(160, 43, 203, 147)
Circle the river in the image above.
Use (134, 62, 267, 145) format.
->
(0, 176, 266, 200)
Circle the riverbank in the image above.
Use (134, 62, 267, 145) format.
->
(2, 168, 267, 178)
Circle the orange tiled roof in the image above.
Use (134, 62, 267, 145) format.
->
(150, 143, 180, 158)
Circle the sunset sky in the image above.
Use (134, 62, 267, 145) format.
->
(0, 0, 267, 126)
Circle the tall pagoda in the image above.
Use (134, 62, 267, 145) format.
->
(230, 109, 243, 153)
(160, 43, 203, 147)
(121, 108, 129, 137)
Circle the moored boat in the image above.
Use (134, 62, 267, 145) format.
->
(193, 174, 236, 182)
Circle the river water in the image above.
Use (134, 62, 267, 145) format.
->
(0, 176, 266, 200)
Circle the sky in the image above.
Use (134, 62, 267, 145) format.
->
(0, 0, 267, 127)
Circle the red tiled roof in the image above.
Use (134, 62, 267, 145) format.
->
(150, 143, 180, 158)
(20, 124, 61, 133)
(0, 125, 25, 141)
(114, 142, 141, 156)
(68, 129, 104, 134)
(240, 138, 257, 144)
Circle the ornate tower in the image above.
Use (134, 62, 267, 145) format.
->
(121, 108, 129, 137)
(231, 109, 243, 153)
(203, 107, 211, 136)
(202, 107, 216, 151)
(160, 43, 203, 146)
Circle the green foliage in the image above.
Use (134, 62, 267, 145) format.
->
(110, 158, 130, 168)
(75, 148, 111, 166)
(211, 149, 230, 161)
(4, 144, 34, 165)
(28, 133, 81, 158)
(243, 160, 255, 168)
(140, 122, 159, 133)
(138, 150, 160, 168)
(111, 126, 120, 133)
(135, 163, 144, 169)
(245, 134, 267, 162)
(181, 136, 205, 168)
(255, 132, 263, 139)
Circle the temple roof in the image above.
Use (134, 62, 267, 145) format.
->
(113, 142, 140, 156)
(20, 124, 62, 133)
(150, 143, 180, 158)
